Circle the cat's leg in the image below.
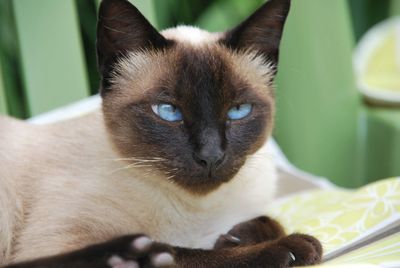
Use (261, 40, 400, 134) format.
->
(5, 235, 175, 268)
(106, 233, 322, 267)
(214, 216, 286, 249)
(177, 233, 322, 267)
(5, 233, 322, 268)
(212, 216, 323, 266)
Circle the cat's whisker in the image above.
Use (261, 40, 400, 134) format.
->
(142, 169, 162, 179)
(112, 157, 167, 163)
(166, 174, 176, 180)
(247, 153, 273, 162)
(126, 162, 154, 168)
(109, 161, 157, 175)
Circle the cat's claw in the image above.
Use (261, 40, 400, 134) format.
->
(288, 251, 296, 263)
(278, 234, 322, 267)
(107, 236, 175, 268)
(221, 234, 241, 244)
(214, 216, 285, 249)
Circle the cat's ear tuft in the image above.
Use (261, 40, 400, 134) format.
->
(97, 0, 170, 74)
(221, 0, 291, 67)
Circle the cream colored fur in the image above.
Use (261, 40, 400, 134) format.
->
(0, 27, 277, 265)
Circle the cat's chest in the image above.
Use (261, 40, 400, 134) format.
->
(150, 165, 277, 248)
(162, 198, 271, 249)
(91, 147, 277, 249)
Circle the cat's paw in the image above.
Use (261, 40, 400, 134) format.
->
(214, 216, 286, 249)
(277, 234, 323, 267)
(107, 236, 176, 268)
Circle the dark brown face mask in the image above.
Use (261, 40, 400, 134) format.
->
(97, 0, 291, 194)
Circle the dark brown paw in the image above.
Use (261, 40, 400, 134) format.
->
(278, 234, 323, 267)
(214, 216, 286, 249)
(107, 236, 176, 268)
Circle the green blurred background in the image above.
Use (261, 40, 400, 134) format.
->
(0, 0, 399, 187)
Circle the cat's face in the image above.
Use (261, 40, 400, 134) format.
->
(97, 0, 290, 194)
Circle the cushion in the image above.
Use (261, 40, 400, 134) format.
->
(269, 177, 400, 267)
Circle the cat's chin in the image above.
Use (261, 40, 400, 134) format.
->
(172, 175, 235, 195)
(161, 164, 244, 195)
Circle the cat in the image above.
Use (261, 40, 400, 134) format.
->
(0, 0, 322, 267)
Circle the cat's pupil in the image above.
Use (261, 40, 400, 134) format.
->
(168, 105, 176, 112)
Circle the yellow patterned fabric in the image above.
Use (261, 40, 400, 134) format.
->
(269, 177, 400, 267)
(327, 232, 400, 267)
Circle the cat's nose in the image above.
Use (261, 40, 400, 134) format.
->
(193, 148, 226, 173)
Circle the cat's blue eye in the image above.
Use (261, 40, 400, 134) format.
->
(152, 103, 183, 122)
(227, 104, 252, 120)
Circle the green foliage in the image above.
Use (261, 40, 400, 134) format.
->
(154, 0, 214, 29)
(153, 0, 264, 31)
(348, 0, 391, 42)
(196, 0, 264, 31)
(0, 0, 27, 118)
(13, 0, 90, 116)
(75, 0, 99, 95)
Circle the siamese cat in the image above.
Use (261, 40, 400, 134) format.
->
(0, 0, 322, 267)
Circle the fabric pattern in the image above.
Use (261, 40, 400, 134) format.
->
(327, 232, 400, 267)
(269, 177, 400, 267)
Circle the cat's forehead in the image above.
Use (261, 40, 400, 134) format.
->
(110, 27, 275, 103)
(161, 26, 222, 46)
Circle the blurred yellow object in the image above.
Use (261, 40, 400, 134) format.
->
(354, 17, 400, 104)
(364, 28, 400, 91)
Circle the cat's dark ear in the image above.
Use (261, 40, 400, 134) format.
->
(97, 0, 170, 84)
(222, 0, 291, 66)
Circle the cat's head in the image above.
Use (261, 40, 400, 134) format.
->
(97, 0, 290, 194)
